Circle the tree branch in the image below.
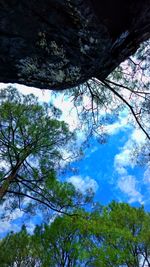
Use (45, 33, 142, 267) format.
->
(7, 190, 76, 216)
(101, 79, 150, 140)
(105, 78, 150, 96)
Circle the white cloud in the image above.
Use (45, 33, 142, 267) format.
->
(25, 221, 36, 234)
(114, 145, 132, 174)
(114, 127, 147, 204)
(143, 163, 150, 184)
(0, 201, 24, 235)
(0, 83, 10, 90)
(131, 129, 146, 144)
(0, 220, 20, 234)
(114, 127, 147, 173)
(103, 116, 130, 135)
(51, 93, 88, 147)
(67, 175, 98, 194)
(117, 175, 143, 204)
(52, 93, 80, 132)
(0, 83, 51, 103)
(0, 199, 24, 220)
(16, 84, 51, 103)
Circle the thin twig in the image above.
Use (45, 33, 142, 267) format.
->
(99, 80, 150, 140)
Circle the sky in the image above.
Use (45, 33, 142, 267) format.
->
(0, 82, 150, 237)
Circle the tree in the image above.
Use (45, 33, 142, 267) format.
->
(0, 225, 36, 267)
(83, 202, 150, 267)
(0, 1, 149, 90)
(0, 87, 91, 215)
(66, 39, 150, 143)
(32, 216, 83, 267)
(1, 202, 150, 267)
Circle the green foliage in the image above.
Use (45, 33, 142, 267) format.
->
(1, 202, 150, 267)
(0, 225, 35, 267)
(0, 87, 91, 216)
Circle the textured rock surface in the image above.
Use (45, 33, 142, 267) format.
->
(0, 0, 149, 90)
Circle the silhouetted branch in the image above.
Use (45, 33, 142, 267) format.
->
(102, 80, 150, 140)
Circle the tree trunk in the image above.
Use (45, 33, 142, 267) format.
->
(0, 145, 32, 199)
(0, 162, 21, 199)
(0, 0, 149, 90)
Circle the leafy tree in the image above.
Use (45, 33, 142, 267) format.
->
(1, 202, 150, 267)
(0, 225, 36, 267)
(0, 87, 91, 216)
(84, 202, 150, 267)
(32, 216, 84, 267)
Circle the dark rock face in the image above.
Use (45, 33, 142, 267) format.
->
(0, 0, 149, 90)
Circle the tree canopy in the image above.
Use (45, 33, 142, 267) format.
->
(1, 202, 150, 267)
(0, 87, 92, 216)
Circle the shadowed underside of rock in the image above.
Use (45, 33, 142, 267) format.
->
(0, 0, 149, 90)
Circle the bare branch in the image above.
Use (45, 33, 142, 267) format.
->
(105, 79, 150, 96)
(100, 79, 150, 140)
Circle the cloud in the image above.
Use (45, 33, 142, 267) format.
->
(143, 163, 150, 184)
(114, 128, 146, 173)
(0, 83, 52, 103)
(0, 201, 24, 236)
(0, 220, 20, 235)
(0, 198, 43, 237)
(0, 213, 37, 237)
(117, 175, 143, 204)
(67, 175, 98, 194)
(114, 146, 132, 175)
(25, 221, 36, 234)
(103, 117, 130, 135)
(100, 108, 131, 136)
(131, 129, 146, 144)
(0, 83, 10, 90)
(0, 199, 24, 220)
(17, 84, 51, 103)
(51, 93, 89, 148)
(51, 93, 81, 132)
(114, 127, 147, 204)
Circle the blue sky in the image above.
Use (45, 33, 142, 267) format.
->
(0, 83, 149, 237)
(67, 130, 148, 209)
